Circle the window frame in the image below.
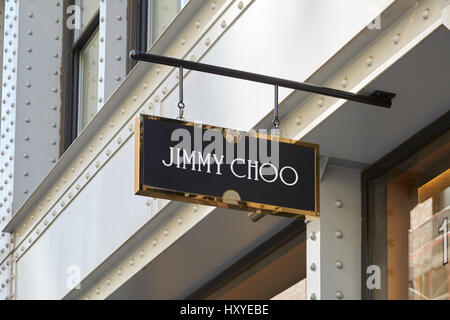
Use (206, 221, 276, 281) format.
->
(75, 27, 100, 135)
(127, 0, 188, 73)
(61, 1, 100, 154)
(127, 0, 149, 74)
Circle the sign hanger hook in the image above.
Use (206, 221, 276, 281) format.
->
(273, 85, 280, 135)
(177, 66, 186, 121)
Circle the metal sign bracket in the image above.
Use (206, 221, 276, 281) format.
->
(130, 50, 396, 109)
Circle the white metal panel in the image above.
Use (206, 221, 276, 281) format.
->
(0, 0, 18, 268)
(0, 1, 63, 299)
(0, 0, 3, 130)
(13, 0, 62, 211)
(15, 138, 154, 300)
(323, 166, 361, 300)
(90, 209, 292, 300)
(306, 219, 320, 300)
(307, 165, 362, 300)
(0, 255, 12, 300)
(98, 0, 128, 109)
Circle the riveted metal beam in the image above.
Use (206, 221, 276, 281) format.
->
(284, 0, 447, 141)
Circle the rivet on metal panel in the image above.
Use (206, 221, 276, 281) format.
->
(334, 200, 343, 208)
(393, 33, 400, 44)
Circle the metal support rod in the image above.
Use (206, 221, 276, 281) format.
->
(273, 85, 280, 131)
(179, 66, 183, 103)
(177, 66, 185, 120)
(130, 51, 395, 108)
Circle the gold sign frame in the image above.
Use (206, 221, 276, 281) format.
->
(135, 115, 320, 219)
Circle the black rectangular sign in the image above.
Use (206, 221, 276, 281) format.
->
(135, 115, 319, 218)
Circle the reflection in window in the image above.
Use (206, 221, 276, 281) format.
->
(409, 170, 449, 300)
(78, 31, 99, 132)
(369, 129, 450, 300)
(76, 0, 100, 38)
(149, 0, 189, 45)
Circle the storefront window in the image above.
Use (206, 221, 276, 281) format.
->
(364, 120, 449, 300)
(410, 171, 449, 299)
(78, 31, 99, 132)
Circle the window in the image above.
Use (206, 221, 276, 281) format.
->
(63, 0, 187, 151)
(363, 112, 450, 300)
(128, 0, 188, 72)
(62, 1, 100, 152)
(149, 0, 189, 45)
(76, 0, 100, 38)
(77, 30, 99, 132)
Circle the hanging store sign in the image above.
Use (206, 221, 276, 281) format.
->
(135, 115, 319, 218)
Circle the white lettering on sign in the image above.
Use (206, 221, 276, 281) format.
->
(162, 147, 299, 187)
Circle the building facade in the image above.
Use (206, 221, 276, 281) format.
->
(0, 0, 449, 300)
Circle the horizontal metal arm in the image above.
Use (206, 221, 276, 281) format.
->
(130, 50, 395, 108)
